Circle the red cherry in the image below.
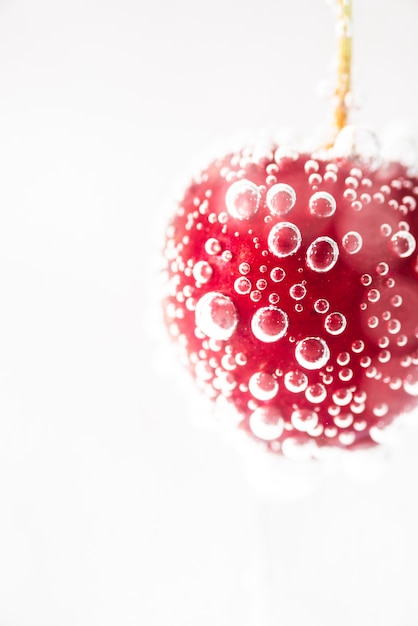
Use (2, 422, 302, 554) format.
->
(162, 142, 418, 454)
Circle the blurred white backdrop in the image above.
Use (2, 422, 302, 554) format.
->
(0, 0, 418, 625)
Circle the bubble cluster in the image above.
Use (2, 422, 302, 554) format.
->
(309, 191, 336, 218)
(195, 291, 238, 340)
(225, 179, 261, 220)
(268, 222, 302, 258)
(266, 183, 296, 216)
(251, 306, 289, 343)
(306, 237, 339, 273)
(295, 337, 330, 370)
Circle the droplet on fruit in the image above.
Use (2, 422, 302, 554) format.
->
(342, 231, 363, 255)
(225, 179, 261, 220)
(306, 236, 339, 273)
(251, 306, 289, 343)
(283, 370, 308, 393)
(295, 337, 330, 370)
(192, 260, 213, 283)
(195, 291, 238, 340)
(248, 371, 279, 401)
(309, 191, 336, 218)
(268, 222, 302, 258)
(389, 230, 416, 258)
(249, 406, 284, 441)
(324, 312, 347, 335)
(266, 183, 297, 216)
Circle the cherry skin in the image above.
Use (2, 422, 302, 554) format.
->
(162, 143, 418, 454)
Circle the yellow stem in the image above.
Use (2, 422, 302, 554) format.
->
(331, 0, 352, 142)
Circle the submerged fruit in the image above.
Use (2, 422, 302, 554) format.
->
(162, 140, 418, 455)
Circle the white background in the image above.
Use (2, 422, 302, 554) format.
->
(0, 1, 418, 625)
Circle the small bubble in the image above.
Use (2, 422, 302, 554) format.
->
(373, 403, 388, 418)
(225, 179, 261, 220)
(192, 260, 213, 284)
(380, 224, 392, 237)
(250, 290, 262, 302)
(249, 406, 284, 441)
(248, 371, 279, 401)
(235, 352, 247, 366)
(291, 409, 318, 432)
(324, 312, 347, 335)
(339, 367, 353, 381)
(270, 267, 286, 283)
(367, 289, 381, 303)
(387, 318, 401, 334)
(403, 371, 418, 396)
(234, 276, 251, 295)
(367, 316, 379, 329)
(390, 231, 417, 258)
(306, 237, 339, 273)
(251, 306, 289, 343)
(332, 388, 353, 407)
(222, 250, 232, 262)
(305, 383, 327, 403)
(337, 352, 350, 366)
(309, 191, 337, 218)
(403, 195, 417, 211)
(342, 231, 363, 255)
(390, 294, 403, 308)
(334, 413, 354, 428)
(266, 183, 297, 216)
(269, 292, 280, 305)
(378, 350, 391, 364)
(314, 299, 330, 314)
(283, 370, 308, 393)
(256, 279, 267, 290)
(295, 337, 330, 370)
(268, 222, 302, 258)
(205, 238, 221, 255)
(239, 262, 251, 275)
(304, 159, 319, 174)
(375, 262, 389, 276)
(289, 283, 307, 300)
(360, 274, 372, 286)
(195, 292, 238, 340)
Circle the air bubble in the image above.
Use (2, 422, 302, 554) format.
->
(309, 191, 337, 218)
(305, 383, 327, 403)
(266, 183, 296, 216)
(249, 406, 284, 441)
(291, 409, 318, 432)
(342, 231, 363, 255)
(270, 267, 286, 283)
(248, 371, 279, 401)
(234, 276, 251, 295)
(332, 388, 353, 407)
(269, 293, 280, 305)
(360, 274, 372, 286)
(324, 312, 347, 335)
(403, 372, 418, 396)
(390, 231, 416, 258)
(333, 125, 381, 170)
(375, 262, 389, 276)
(268, 222, 302, 258)
(295, 337, 330, 370)
(251, 306, 289, 343)
(193, 261, 213, 284)
(283, 370, 308, 393)
(239, 262, 251, 275)
(205, 238, 221, 255)
(306, 237, 339, 273)
(195, 292, 238, 340)
(289, 283, 307, 300)
(314, 299, 330, 314)
(225, 179, 261, 220)
(380, 224, 392, 237)
(387, 318, 401, 334)
(367, 289, 381, 303)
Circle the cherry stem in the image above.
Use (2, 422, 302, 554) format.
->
(332, 0, 352, 141)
